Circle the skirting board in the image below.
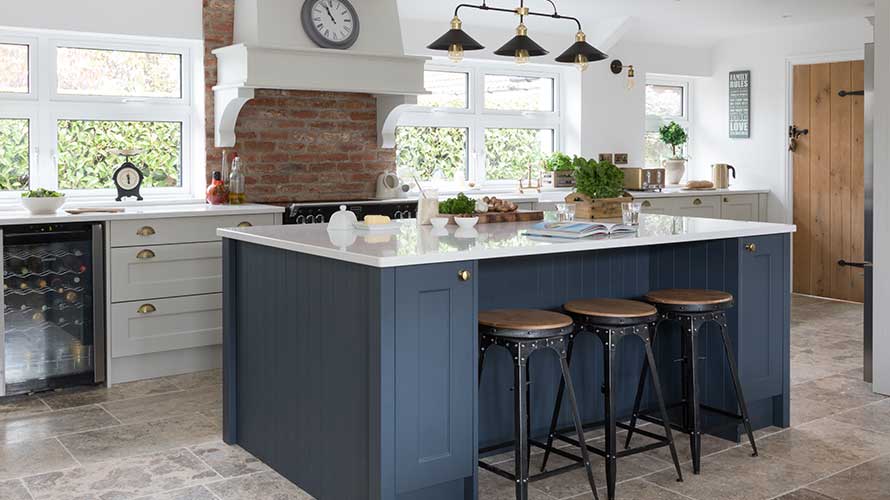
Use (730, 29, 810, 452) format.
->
(108, 345, 221, 386)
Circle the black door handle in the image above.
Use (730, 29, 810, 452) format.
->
(838, 260, 873, 268)
(838, 90, 864, 97)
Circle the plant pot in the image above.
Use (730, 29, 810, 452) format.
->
(543, 170, 576, 188)
(564, 192, 632, 219)
(662, 159, 686, 185)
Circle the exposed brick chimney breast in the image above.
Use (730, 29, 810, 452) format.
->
(203, 0, 396, 202)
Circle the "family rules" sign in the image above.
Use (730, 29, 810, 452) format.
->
(729, 70, 751, 138)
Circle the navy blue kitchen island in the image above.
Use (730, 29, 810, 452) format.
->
(218, 215, 794, 500)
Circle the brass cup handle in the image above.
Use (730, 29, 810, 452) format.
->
(137, 304, 157, 314)
(745, 243, 757, 253)
(237, 221, 253, 228)
(458, 270, 471, 282)
(136, 226, 156, 237)
(136, 249, 156, 260)
(693, 198, 702, 206)
(641, 201, 652, 208)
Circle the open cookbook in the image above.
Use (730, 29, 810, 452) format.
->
(524, 221, 637, 239)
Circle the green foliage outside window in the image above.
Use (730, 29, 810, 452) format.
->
(395, 126, 467, 181)
(0, 119, 30, 191)
(57, 120, 182, 190)
(484, 128, 551, 181)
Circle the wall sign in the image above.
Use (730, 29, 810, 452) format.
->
(729, 70, 751, 138)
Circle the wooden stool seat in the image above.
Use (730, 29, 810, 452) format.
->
(644, 289, 733, 312)
(479, 309, 573, 331)
(564, 299, 657, 323)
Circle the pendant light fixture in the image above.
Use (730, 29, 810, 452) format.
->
(427, 0, 607, 70)
(426, 16, 485, 63)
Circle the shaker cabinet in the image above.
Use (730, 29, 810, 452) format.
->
(636, 192, 767, 222)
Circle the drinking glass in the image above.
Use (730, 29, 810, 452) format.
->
(622, 201, 642, 226)
(556, 203, 576, 222)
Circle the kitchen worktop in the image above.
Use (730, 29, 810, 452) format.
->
(218, 214, 795, 268)
(0, 203, 284, 225)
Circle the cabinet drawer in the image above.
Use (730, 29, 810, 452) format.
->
(721, 194, 761, 221)
(111, 242, 222, 302)
(110, 214, 275, 247)
(111, 294, 222, 358)
(637, 198, 675, 215)
(674, 195, 721, 218)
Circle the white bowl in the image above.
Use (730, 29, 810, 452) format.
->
(21, 196, 66, 215)
(454, 216, 479, 229)
(430, 217, 449, 229)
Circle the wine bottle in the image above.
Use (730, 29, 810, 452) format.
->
(65, 290, 78, 303)
(25, 257, 44, 274)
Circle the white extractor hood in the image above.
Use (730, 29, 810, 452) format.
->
(213, 0, 428, 149)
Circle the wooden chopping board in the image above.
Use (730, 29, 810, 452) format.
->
(448, 210, 544, 224)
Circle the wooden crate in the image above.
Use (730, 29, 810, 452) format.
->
(543, 171, 575, 188)
(564, 192, 632, 219)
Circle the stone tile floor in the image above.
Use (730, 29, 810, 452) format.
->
(0, 294, 886, 499)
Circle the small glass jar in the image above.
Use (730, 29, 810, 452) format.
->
(417, 189, 440, 225)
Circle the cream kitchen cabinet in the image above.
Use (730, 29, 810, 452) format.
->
(107, 211, 280, 384)
(638, 198, 675, 215)
(634, 191, 767, 222)
(673, 195, 722, 218)
(720, 194, 763, 221)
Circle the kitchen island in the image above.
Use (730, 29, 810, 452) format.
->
(218, 215, 795, 500)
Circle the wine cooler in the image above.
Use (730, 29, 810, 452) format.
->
(1, 223, 105, 396)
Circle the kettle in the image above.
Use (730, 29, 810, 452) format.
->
(711, 164, 736, 189)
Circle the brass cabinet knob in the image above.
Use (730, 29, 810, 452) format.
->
(136, 226, 156, 237)
(724, 197, 730, 203)
(458, 270, 471, 282)
(136, 249, 156, 260)
(237, 221, 253, 228)
(693, 198, 702, 206)
(641, 201, 652, 208)
(137, 304, 157, 314)
(745, 243, 757, 253)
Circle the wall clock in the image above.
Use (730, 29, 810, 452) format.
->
(301, 0, 360, 49)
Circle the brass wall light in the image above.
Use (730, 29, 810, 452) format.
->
(610, 59, 636, 90)
(428, 0, 608, 71)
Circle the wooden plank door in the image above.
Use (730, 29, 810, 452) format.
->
(792, 61, 865, 302)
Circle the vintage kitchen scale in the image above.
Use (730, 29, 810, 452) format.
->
(109, 149, 145, 201)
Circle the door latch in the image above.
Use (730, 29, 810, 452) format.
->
(838, 260, 873, 269)
(788, 126, 810, 152)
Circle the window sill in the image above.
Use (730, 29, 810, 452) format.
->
(0, 195, 208, 211)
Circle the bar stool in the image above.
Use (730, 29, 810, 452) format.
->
(478, 309, 599, 500)
(540, 299, 684, 500)
(624, 289, 758, 475)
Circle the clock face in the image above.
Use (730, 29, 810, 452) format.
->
(302, 0, 360, 49)
(116, 166, 141, 190)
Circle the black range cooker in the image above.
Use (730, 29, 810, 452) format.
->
(285, 200, 418, 225)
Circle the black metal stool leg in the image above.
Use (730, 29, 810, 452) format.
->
(624, 323, 659, 449)
(642, 332, 683, 482)
(526, 364, 533, 466)
(540, 335, 574, 472)
(687, 318, 702, 475)
(558, 352, 600, 500)
(602, 332, 618, 500)
(514, 356, 530, 500)
(717, 319, 759, 457)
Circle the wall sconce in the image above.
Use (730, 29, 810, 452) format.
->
(610, 59, 635, 90)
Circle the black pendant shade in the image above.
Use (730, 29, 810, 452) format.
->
(427, 28, 485, 51)
(555, 40, 608, 63)
(494, 34, 549, 57)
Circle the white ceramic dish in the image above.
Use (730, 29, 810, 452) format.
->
(353, 221, 402, 232)
(430, 217, 449, 229)
(21, 196, 66, 215)
(454, 216, 479, 229)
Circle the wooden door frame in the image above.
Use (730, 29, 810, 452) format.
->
(784, 49, 865, 226)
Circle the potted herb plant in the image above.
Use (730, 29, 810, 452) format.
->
(542, 152, 575, 188)
(659, 121, 688, 185)
(565, 157, 630, 219)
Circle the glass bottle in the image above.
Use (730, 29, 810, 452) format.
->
(206, 171, 228, 205)
(228, 155, 246, 205)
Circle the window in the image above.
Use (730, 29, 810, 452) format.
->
(644, 77, 692, 168)
(397, 62, 562, 188)
(0, 29, 199, 199)
(0, 43, 29, 93)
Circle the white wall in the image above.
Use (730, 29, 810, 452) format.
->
(690, 18, 871, 223)
(579, 41, 713, 163)
(872, 0, 890, 396)
(0, 0, 203, 40)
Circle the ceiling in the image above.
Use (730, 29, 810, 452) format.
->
(397, 0, 875, 48)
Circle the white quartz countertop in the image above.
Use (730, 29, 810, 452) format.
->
(0, 203, 283, 225)
(218, 215, 796, 268)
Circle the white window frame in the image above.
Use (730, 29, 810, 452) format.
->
(397, 60, 564, 190)
(0, 28, 203, 203)
(644, 75, 693, 167)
